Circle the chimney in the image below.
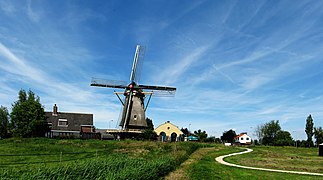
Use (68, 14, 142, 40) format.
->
(53, 104, 58, 115)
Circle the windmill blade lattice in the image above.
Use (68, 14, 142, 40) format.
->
(130, 45, 145, 83)
(91, 78, 128, 89)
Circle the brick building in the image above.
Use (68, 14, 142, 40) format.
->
(45, 104, 94, 138)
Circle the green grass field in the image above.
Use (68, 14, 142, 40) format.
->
(169, 146, 323, 180)
(1, 139, 322, 179)
(227, 146, 323, 173)
(0, 138, 201, 179)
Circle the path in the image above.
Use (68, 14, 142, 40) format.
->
(215, 148, 323, 177)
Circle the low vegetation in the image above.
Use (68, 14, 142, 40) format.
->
(184, 146, 321, 179)
(0, 138, 202, 179)
(1, 138, 322, 179)
(227, 146, 323, 173)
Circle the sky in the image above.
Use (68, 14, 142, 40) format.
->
(1, 0, 323, 140)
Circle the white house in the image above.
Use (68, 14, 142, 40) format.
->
(234, 133, 252, 145)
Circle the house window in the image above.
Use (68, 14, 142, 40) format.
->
(134, 115, 137, 120)
(167, 127, 170, 130)
(246, 138, 249, 140)
(58, 119, 68, 127)
(47, 122, 52, 129)
(240, 137, 243, 140)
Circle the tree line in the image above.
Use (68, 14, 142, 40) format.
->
(254, 115, 323, 147)
(0, 89, 49, 138)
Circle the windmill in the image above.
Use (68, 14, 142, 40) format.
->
(91, 45, 176, 133)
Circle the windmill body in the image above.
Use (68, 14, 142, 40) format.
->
(119, 83, 147, 130)
(91, 45, 176, 132)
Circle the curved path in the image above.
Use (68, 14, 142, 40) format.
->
(215, 148, 323, 176)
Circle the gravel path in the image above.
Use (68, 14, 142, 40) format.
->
(215, 148, 323, 176)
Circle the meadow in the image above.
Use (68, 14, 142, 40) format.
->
(227, 146, 323, 173)
(0, 138, 201, 179)
(167, 146, 323, 180)
(1, 139, 322, 179)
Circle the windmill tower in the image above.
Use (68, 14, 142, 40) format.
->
(91, 45, 176, 133)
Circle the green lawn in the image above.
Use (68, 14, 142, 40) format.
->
(227, 146, 323, 173)
(180, 146, 322, 179)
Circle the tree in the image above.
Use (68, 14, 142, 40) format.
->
(305, 114, 314, 147)
(221, 129, 236, 143)
(274, 130, 293, 146)
(204, 136, 222, 143)
(181, 128, 191, 137)
(255, 124, 264, 144)
(136, 117, 157, 141)
(299, 140, 308, 147)
(314, 127, 323, 146)
(257, 120, 294, 146)
(137, 129, 158, 141)
(146, 117, 154, 130)
(194, 129, 208, 142)
(260, 120, 281, 145)
(10, 89, 49, 137)
(0, 106, 9, 138)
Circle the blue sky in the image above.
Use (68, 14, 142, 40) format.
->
(1, 0, 323, 140)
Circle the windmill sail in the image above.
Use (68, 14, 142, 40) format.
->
(130, 45, 145, 83)
(91, 78, 127, 89)
(91, 44, 176, 132)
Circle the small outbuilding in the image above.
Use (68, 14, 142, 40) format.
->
(319, 143, 323, 156)
(155, 121, 183, 142)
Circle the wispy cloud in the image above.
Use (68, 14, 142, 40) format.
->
(0, 42, 120, 123)
(157, 45, 211, 84)
(26, 0, 40, 22)
(2, 1, 323, 140)
(0, 0, 15, 15)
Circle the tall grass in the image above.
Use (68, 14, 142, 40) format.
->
(1, 154, 177, 179)
(0, 138, 202, 179)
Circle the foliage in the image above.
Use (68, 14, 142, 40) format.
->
(145, 117, 154, 130)
(181, 127, 189, 136)
(257, 120, 294, 146)
(10, 89, 49, 137)
(253, 139, 260, 145)
(194, 129, 208, 142)
(297, 140, 310, 147)
(0, 106, 9, 138)
(204, 136, 222, 143)
(137, 129, 158, 141)
(314, 127, 323, 146)
(135, 118, 157, 141)
(261, 120, 281, 145)
(220, 129, 236, 143)
(274, 130, 294, 146)
(254, 124, 263, 143)
(305, 114, 314, 147)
